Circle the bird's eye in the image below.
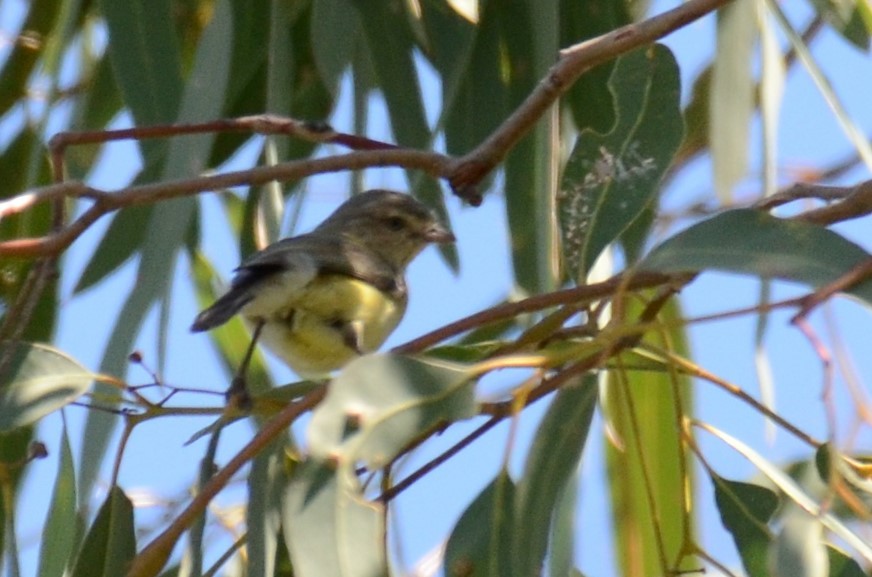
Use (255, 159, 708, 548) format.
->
(385, 216, 406, 231)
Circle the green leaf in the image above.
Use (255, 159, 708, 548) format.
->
(514, 375, 597, 577)
(604, 298, 694, 576)
(768, 506, 829, 577)
(558, 44, 683, 281)
(560, 0, 631, 133)
(500, 0, 560, 294)
(354, 1, 429, 150)
(422, 0, 505, 156)
(711, 0, 756, 201)
(676, 66, 712, 167)
(282, 460, 386, 577)
(828, 545, 869, 577)
(70, 486, 136, 577)
(308, 354, 477, 468)
(444, 472, 516, 577)
(0, 343, 94, 431)
(0, 0, 63, 118)
(311, 0, 362, 94)
(100, 0, 182, 128)
(247, 441, 288, 577)
(548, 466, 580, 577)
(700, 423, 872, 564)
(640, 209, 872, 306)
(712, 476, 778, 577)
(38, 424, 78, 577)
(73, 203, 152, 293)
(808, 0, 870, 51)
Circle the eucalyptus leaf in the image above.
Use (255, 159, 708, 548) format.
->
(640, 209, 872, 306)
(308, 354, 477, 468)
(282, 461, 386, 577)
(713, 476, 779, 577)
(514, 375, 597, 577)
(0, 342, 95, 431)
(711, 0, 756, 201)
(70, 486, 136, 577)
(559, 44, 683, 281)
(444, 472, 516, 577)
(38, 424, 78, 577)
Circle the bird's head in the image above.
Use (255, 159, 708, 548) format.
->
(317, 189, 455, 269)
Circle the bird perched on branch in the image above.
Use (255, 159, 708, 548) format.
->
(191, 189, 455, 398)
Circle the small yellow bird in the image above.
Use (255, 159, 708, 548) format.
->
(191, 189, 455, 382)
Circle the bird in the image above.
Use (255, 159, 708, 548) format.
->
(191, 189, 455, 394)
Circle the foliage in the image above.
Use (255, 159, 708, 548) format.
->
(1, 0, 871, 576)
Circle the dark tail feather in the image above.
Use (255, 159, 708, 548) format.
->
(191, 289, 253, 332)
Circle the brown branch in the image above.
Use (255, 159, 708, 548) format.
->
(393, 271, 685, 354)
(125, 385, 326, 577)
(0, 149, 452, 259)
(446, 0, 736, 200)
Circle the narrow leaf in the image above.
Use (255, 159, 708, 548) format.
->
(559, 44, 683, 280)
(0, 343, 95, 431)
(604, 298, 694, 576)
(699, 423, 872, 563)
(71, 486, 136, 577)
(38, 423, 78, 577)
(711, 0, 756, 201)
(308, 354, 477, 468)
(768, 506, 829, 577)
(282, 461, 385, 577)
(712, 476, 779, 577)
(640, 209, 872, 306)
(444, 472, 516, 577)
(247, 441, 288, 577)
(515, 375, 597, 577)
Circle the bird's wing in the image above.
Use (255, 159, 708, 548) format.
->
(242, 233, 404, 298)
(191, 233, 403, 332)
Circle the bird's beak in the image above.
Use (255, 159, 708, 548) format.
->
(425, 223, 456, 244)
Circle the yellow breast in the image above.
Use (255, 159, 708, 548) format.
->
(242, 274, 406, 378)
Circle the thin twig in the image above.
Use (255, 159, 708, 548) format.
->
(125, 385, 326, 577)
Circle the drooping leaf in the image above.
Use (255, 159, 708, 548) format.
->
(640, 209, 872, 306)
(713, 476, 779, 577)
(421, 0, 505, 156)
(603, 298, 694, 576)
(70, 486, 136, 577)
(0, 342, 95, 431)
(560, 0, 631, 134)
(282, 460, 385, 577)
(768, 506, 829, 577)
(247, 439, 289, 577)
(308, 354, 477, 468)
(444, 472, 516, 577)
(808, 0, 870, 51)
(0, 0, 63, 118)
(38, 424, 78, 577)
(99, 0, 182, 153)
(498, 0, 561, 294)
(700, 423, 872, 564)
(559, 44, 683, 281)
(311, 0, 362, 95)
(514, 375, 597, 577)
(710, 0, 756, 201)
(828, 545, 869, 577)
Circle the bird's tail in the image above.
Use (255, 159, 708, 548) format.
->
(190, 289, 253, 332)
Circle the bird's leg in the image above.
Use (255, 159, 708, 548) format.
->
(227, 320, 265, 409)
(337, 319, 366, 355)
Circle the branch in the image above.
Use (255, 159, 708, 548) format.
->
(446, 0, 736, 199)
(125, 385, 326, 577)
(0, 149, 452, 258)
